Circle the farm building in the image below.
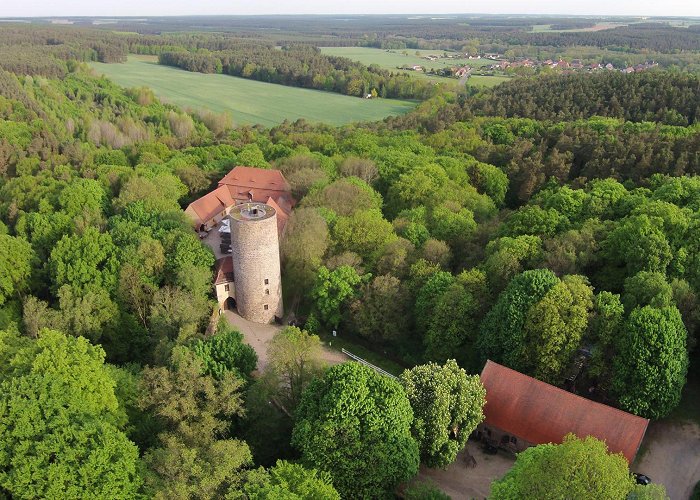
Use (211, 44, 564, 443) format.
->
(477, 361, 649, 462)
(185, 166, 294, 232)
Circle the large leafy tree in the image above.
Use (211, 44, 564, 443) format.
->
(190, 318, 257, 380)
(0, 329, 141, 499)
(477, 269, 558, 370)
(521, 275, 594, 384)
(350, 274, 411, 344)
(612, 306, 688, 419)
(292, 362, 419, 498)
(490, 435, 635, 499)
(139, 346, 252, 499)
(280, 207, 329, 303)
(311, 265, 366, 327)
(48, 227, 120, 293)
(603, 215, 672, 276)
(423, 269, 490, 368)
(264, 326, 326, 415)
(400, 360, 486, 468)
(0, 234, 34, 304)
(245, 460, 340, 500)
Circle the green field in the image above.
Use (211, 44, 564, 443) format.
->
(320, 47, 509, 87)
(90, 56, 416, 127)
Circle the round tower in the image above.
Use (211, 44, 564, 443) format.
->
(229, 202, 283, 324)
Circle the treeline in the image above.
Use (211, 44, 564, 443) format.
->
(0, 26, 127, 76)
(158, 44, 438, 99)
(472, 71, 700, 125)
(500, 25, 700, 52)
(385, 70, 700, 134)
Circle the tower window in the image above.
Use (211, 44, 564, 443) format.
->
(224, 284, 230, 291)
(265, 289, 270, 295)
(264, 304, 269, 311)
(264, 278, 269, 285)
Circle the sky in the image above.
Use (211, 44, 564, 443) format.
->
(1, 0, 699, 18)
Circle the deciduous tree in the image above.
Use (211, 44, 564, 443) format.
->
(490, 435, 635, 499)
(400, 360, 486, 468)
(292, 362, 419, 498)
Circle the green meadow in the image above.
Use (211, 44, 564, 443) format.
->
(90, 56, 417, 127)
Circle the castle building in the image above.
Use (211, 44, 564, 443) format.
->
(189, 166, 293, 324)
(185, 166, 294, 232)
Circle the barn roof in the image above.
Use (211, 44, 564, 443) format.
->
(480, 360, 649, 462)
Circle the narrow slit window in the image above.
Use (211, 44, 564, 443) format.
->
(264, 304, 269, 311)
(264, 278, 269, 285)
(265, 289, 270, 295)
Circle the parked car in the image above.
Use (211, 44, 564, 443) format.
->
(633, 473, 652, 485)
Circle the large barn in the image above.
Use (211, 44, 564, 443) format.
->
(478, 360, 649, 462)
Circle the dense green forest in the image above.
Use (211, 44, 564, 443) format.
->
(1, 22, 698, 497)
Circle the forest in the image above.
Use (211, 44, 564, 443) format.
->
(1, 17, 699, 499)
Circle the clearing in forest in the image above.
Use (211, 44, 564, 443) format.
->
(90, 55, 416, 127)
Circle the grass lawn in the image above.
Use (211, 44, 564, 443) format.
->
(320, 47, 509, 87)
(668, 377, 700, 426)
(468, 75, 511, 87)
(90, 55, 416, 127)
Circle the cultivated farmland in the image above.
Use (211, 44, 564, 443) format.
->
(90, 56, 416, 127)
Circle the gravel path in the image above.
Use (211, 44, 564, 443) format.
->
(633, 420, 700, 500)
(223, 310, 347, 371)
(414, 442, 514, 499)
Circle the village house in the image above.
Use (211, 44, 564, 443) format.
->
(477, 361, 649, 463)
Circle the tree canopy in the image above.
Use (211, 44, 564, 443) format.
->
(292, 362, 419, 498)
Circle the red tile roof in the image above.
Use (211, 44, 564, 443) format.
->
(186, 185, 234, 226)
(480, 360, 649, 462)
(214, 257, 234, 285)
(185, 166, 295, 229)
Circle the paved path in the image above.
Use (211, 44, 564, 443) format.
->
(633, 420, 700, 500)
(223, 310, 347, 371)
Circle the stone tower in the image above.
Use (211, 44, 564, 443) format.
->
(229, 202, 283, 323)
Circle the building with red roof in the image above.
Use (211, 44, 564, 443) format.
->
(478, 360, 649, 462)
(185, 166, 294, 235)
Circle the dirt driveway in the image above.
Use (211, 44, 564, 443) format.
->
(633, 420, 700, 500)
(224, 310, 347, 371)
(414, 441, 514, 499)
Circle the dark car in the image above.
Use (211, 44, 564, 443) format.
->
(483, 442, 499, 455)
(633, 473, 652, 486)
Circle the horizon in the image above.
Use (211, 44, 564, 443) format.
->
(2, 1, 699, 19)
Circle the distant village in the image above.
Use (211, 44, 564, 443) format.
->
(399, 52, 659, 80)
